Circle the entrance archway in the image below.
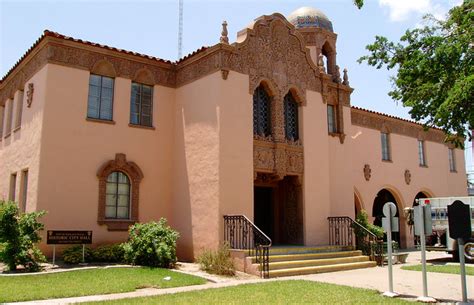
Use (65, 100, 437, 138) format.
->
(372, 189, 401, 245)
(254, 174, 303, 245)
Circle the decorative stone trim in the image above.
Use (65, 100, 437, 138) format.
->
(404, 170, 411, 185)
(254, 140, 303, 181)
(97, 153, 144, 231)
(363, 164, 371, 181)
(128, 123, 156, 130)
(86, 117, 116, 125)
(351, 107, 446, 144)
(26, 83, 34, 108)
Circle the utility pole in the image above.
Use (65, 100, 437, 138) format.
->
(178, 0, 183, 60)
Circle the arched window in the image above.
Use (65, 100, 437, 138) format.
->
(284, 92, 299, 141)
(97, 153, 143, 231)
(105, 171, 131, 219)
(253, 85, 271, 137)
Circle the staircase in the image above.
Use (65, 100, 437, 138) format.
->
(248, 245, 376, 278)
(224, 215, 381, 278)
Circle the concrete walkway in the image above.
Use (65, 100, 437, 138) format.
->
(7, 251, 473, 304)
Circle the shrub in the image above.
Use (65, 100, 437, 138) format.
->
(122, 218, 179, 268)
(62, 245, 93, 264)
(354, 210, 384, 239)
(0, 201, 46, 271)
(197, 243, 235, 276)
(93, 244, 125, 263)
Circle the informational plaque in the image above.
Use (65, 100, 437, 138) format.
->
(47, 230, 92, 244)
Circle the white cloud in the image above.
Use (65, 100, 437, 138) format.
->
(379, 0, 432, 22)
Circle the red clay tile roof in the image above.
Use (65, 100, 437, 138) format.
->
(1, 30, 212, 82)
(351, 105, 443, 131)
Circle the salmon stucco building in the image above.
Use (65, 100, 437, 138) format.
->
(0, 7, 467, 269)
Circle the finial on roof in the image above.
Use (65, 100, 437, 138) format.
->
(333, 65, 342, 83)
(343, 68, 349, 86)
(220, 21, 229, 44)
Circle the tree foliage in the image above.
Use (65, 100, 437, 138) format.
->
(358, 1, 473, 146)
(0, 201, 46, 271)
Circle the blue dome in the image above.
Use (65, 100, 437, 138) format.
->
(288, 7, 333, 32)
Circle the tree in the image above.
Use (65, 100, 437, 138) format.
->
(0, 201, 46, 271)
(358, 1, 473, 146)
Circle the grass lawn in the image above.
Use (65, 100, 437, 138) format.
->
(402, 264, 474, 276)
(86, 280, 410, 304)
(0, 267, 206, 303)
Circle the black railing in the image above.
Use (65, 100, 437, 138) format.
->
(328, 216, 383, 265)
(223, 215, 272, 278)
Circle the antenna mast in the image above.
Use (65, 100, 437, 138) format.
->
(178, 0, 183, 59)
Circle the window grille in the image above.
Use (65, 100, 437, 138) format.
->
(284, 92, 299, 141)
(253, 85, 271, 137)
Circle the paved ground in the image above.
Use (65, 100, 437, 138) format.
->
(6, 250, 473, 304)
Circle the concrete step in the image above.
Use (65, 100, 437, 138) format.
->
(268, 261, 377, 278)
(250, 250, 363, 263)
(264, 255, 370, 271)
(249, 245, 354, 256)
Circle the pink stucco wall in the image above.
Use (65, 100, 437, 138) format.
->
(0, 65, 49, 212)
(351, 124, 467, 247)
(35, 64, 175, 254)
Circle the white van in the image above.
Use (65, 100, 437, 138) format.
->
(417, 197, 474, 260)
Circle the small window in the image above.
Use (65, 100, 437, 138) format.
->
(20, 170, 28, 212)
(130, 82, 153, 127)
(327, 105, 337, 133)
(0, 105, 5, 138)
(5, 99, 13, 136)
(87, 74, 114, 121)
(381, 132, 391, 161)
(9, 173, 17, 201)
(284, 92, 299, 141)
(105, 171, 131, 219)
(253, 85, 271, 137)
(418, 140, 426, 166)
(448, 148, 456, 172)
(14, 91, 24, 130)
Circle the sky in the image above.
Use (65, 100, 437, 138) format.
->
(0, 0, 471, 178)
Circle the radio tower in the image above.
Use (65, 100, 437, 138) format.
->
(178, 0, 184, 60)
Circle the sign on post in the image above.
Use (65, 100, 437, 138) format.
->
(447, 200, 472, 303)
(413, 200, 436, 302)
(47, 231, 92, 266)
(414, 205, 432, 236)
(47, 230, 93, 244)
(382, 202, 399, 298)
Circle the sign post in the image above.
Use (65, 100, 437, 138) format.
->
(382, 202, 399, 298)
(447, 200, 471, 304)
(47, 230, 93, 265)
(413, 201, 435, 302)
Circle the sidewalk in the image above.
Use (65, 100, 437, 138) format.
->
(7, 251, 473, 304)
(294, 250, 473, 303)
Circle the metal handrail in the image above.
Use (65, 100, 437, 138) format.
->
(223, 215, 272, 278)
(328, 216, 383, 265)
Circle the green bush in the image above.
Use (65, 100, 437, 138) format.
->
(0, 201, 46, 271)
(354, 210, 384, 239)
(122, 218, 179, 268)
(93, 244, 124, 263)
(197, 243, 235, 276)
(62, 245, 93, 264)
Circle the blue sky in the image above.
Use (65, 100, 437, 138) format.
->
(0, 0, 471, 176)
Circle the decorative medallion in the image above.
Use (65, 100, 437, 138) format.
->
(26, 83, 34, 107)
(363, 164, 371, 181)
(221, 69, 229, 80)
(404, 169, 411, 185)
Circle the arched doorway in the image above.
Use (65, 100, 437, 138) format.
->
(372, 189, 400, 245)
